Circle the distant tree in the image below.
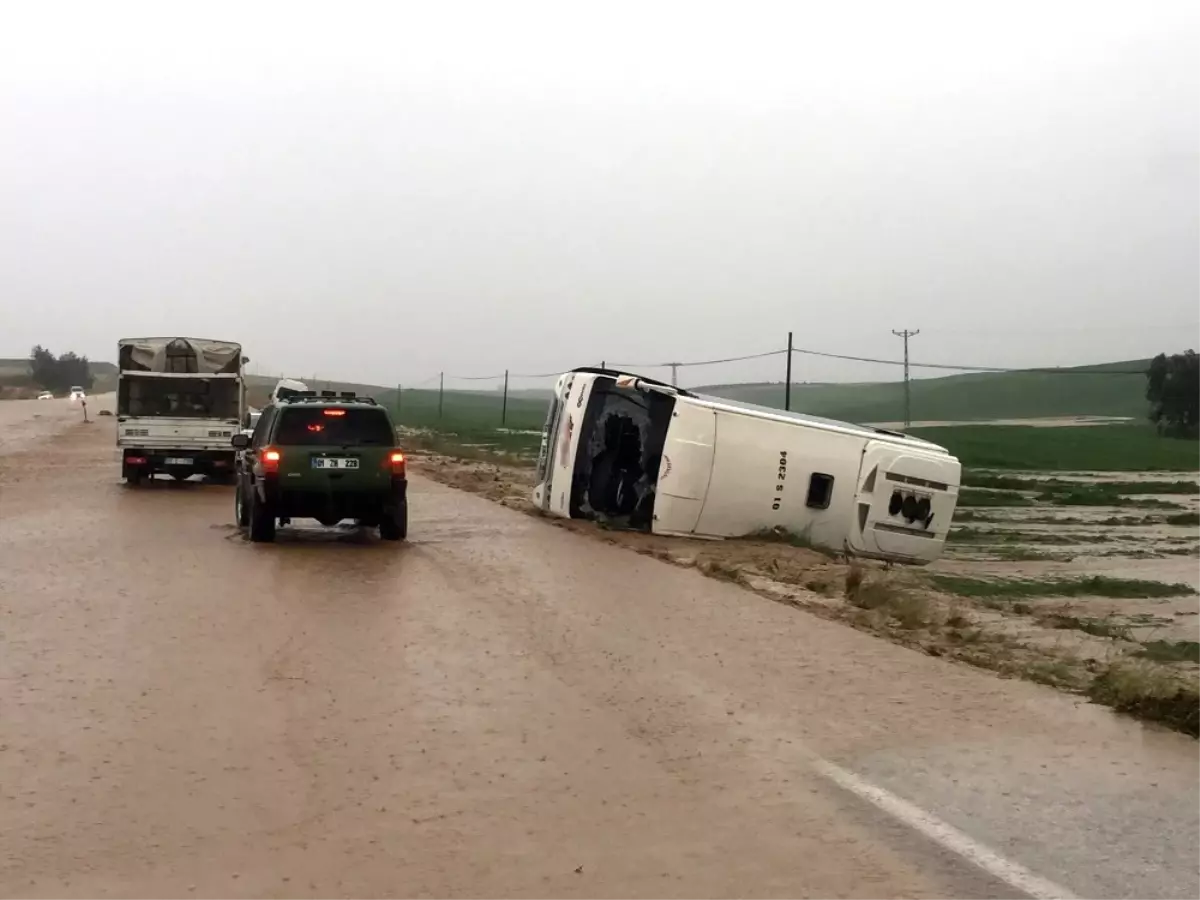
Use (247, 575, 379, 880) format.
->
(28, 345, 95, 394)
(56, 351, 93, 391)
(1146, 350, 1199, 438)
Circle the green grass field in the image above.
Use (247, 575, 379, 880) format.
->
(368, 387, 1197, 473)
(694, 359, 1151, 423)
(910, 424, 1198, 472)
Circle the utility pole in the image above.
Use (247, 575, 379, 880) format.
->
(395, 383, 401, 420)
(438, 372, 444, 420)
(892, 329, 920, 428)
(668, 362, 680, 386)
(501, 370, 509, 426)
(784, 330, 793, 411)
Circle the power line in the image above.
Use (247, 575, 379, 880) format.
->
(403, 342, 1150, 389)
(439, 349, 787, 382)
(789, 345, 1147, 375)
(608, 348, 787, 370)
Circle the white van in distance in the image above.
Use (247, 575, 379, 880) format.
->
(531, 368, 962, 565)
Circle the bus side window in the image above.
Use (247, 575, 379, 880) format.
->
(806, 473, 834, 510)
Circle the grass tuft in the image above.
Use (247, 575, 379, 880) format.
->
(1088, 661, 1200, 737)
(929, 574, 1196, 600)
(844, 568, 940, 629)
(1039, 613, 1131, 640)
(1135, 640, 1200, 664)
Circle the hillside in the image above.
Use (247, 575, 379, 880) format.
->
(693, 359, 1151, 424)
(380, 358, 1154, 433)
(11, 357, 1148, 430)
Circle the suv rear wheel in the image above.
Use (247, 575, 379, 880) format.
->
(379, 500, 408, 541)
(234, 481, 250, 527)
(248, 488, 277, 543)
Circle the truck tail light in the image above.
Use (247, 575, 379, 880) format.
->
(125, 455, 147, 466)
(262, 448, 281, 473)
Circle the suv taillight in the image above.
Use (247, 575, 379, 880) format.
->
(388, 450, 406, 477)
(262, 448, 281, 473)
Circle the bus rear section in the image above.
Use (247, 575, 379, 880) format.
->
(845, 440, 961, 564)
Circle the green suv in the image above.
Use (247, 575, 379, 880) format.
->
(230, 392, 408, 543)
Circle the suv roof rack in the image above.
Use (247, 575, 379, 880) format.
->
(276, 391, 379, 406)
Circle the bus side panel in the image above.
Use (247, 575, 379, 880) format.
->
(689, 410, 861, 545)
(846, 441, 961, 564)
(650, 402, 716, 535)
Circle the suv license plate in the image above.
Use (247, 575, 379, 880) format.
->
(165, 457, 193, 466)
(313, 457, 359, 470)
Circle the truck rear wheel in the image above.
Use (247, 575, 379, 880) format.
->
(379, 500, 408, 541)
(248, 490, 276, 543)
(123, 465, 143, 486)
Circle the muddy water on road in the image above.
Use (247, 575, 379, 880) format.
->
(1, 420, 1197, 899)
(0, 393, 111, 457)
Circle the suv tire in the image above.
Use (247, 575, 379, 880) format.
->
(379, 500, 408, 541)
(235, 481, 250, 528)
(248, 487, 277, 543)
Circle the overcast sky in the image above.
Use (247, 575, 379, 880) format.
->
(1, 0, 1196, 389)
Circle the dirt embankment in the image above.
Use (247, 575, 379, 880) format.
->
(412, 452, 1200, 737)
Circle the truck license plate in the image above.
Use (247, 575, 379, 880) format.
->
(165, 457, 193, 466)
(313, 457, 359, 470)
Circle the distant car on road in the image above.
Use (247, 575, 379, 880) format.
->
(231, 391, 407, 543)
(36, 391, 54, 400)
(68, 386, 86, 404)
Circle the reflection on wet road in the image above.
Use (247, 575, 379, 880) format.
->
(1, 417, 1197, 898)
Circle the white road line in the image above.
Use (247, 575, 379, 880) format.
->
(811, 758, 1077, 900)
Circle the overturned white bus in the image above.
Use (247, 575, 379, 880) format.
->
(531, 368, 962, 565)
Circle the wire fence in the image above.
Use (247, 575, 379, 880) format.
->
(381, 330, 1152, 433)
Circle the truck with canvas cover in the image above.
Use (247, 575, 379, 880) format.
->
(116, 337, 246, 484)
(531, 368, 962, 565)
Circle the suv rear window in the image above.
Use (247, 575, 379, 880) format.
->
(273, 407, 394, 446)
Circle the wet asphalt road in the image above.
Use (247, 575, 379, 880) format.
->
(0, 406, 1197, 898)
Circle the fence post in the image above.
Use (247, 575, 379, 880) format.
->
(438, 372, 444, 419)
(785, 331, 793, 411)
(502, 370, 509, 426)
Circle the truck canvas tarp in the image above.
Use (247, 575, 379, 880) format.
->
(118, 338, 242, 374)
